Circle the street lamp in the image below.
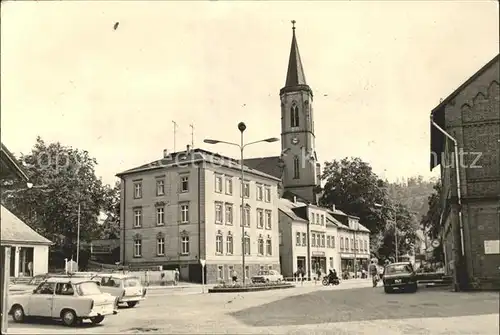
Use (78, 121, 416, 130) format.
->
(204, 122, 278, 285)
(374, 203, 399, 262)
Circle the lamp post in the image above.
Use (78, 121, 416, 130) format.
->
(204, 122, 278, 285)
(374, 203, 398, 262)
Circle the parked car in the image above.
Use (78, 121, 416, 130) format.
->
(251, 270, 283, 283)
(382, 262, 418, 293)
(8, 277, 117, 326)
(91, 273, 146, 308)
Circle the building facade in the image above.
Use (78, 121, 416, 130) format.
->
(117, 147, 281, 284)
(430, 54, 500, 290)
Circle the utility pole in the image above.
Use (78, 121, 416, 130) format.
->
(172, 121, 177, 152)
(190, 124, 194, 147)
(76, 203, 81, 267)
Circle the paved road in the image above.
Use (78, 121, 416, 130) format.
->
(7, 283, 499, 334)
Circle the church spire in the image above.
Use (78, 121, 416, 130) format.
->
(284, 20, 308, 88)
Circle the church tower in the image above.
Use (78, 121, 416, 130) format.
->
(280, 21, 320, 204)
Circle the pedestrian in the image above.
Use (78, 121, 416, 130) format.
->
(27, 261, 33, 277)
(231, 269, 238, 284)
(315, 269, 322, 284)
(369, 260, 379, 287)
(174, 268, 180, 286)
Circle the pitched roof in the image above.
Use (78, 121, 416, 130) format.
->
(116, 148, 281, 182)
(1, 205, 52, 246)
(278, 198, 307, 222)
(243, 156, 283, 179)
(430, 53, 500, 170)
(1, 142, 29, 181)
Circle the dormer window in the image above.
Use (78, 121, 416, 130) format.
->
(290, 104, 299, 127)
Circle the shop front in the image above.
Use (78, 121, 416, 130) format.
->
(311, 251, 326, 274)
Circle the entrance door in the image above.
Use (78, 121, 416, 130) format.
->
(296, 257, 305, 273)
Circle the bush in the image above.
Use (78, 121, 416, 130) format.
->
(213, 281, 291, 289)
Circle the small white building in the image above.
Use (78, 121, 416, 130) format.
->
(1, 205, 52, 277)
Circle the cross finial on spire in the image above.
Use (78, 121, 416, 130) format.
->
(291, 20, 296, 30)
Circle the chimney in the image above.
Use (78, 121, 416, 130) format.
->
(163, 149, 168, 158)
(332, 204, 336, 211)
(293, 196, 297, 203)
(186, 145, 191, 153)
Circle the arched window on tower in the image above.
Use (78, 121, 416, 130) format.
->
(290, 104, 299, 127)
(293, 156, 300, 179)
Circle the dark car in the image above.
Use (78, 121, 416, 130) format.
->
(382, 262, 418, 293)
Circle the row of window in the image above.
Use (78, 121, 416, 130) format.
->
(310, 213, 326, 226)
(217, 264, 274, 281)
(295, 232, 369, 252)
(132, 203, 274, 228)
(132, 174, 274, 201)
(132, 232, 273, 258)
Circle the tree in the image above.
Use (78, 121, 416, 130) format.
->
(1, 137, 108, 249)
(101, 181, 120, 239)
(420, 180, 444, 261)
(319, 157, 418, 260)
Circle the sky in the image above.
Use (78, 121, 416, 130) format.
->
(2, 1, 499, 187)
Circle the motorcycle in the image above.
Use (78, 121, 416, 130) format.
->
(322, 276, 340, 286)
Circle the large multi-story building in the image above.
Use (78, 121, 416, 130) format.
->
(116, 147, 281, 283)
(430, 54, 499, 290)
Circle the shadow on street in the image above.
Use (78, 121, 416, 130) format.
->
(229, 286, 500, 327)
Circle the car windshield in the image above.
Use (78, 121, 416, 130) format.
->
(257, 271, 269, 276)
(385, 264, 412, 275)
(29, 276, 46, 286)
(75, 282, 102, 296)
(123, 277, 141, 287)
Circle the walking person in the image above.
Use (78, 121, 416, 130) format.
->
(369, 260, 379, 287)
(231, 269, 238, 284)
(174, 268, 180, 286)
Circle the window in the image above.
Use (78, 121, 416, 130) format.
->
(351, 238, 354, 251)
(180, 204, 189, 223)
(279, 231, 283, 246)
(320, 215, 324, 225)
(215, 175, 223, 193)
(157, 236, 165, 256)
(312, 233, 316, 247)
(241, 206, 250, 227)
(133, 182, 142, 199)
(134, 238, 142, 257)
(241, 181, 250, 198)
(216, 233, 223, 254)
(290, 104, 299, 127)
(35, 282, 56, 295)
(225, 177, 233, 195)
(181, 176, 189, 192)
(264, 187, 271, 202)
(302, 233, 307, 246)
(332, 236, 336, 248)
(215, 202, 223, 224)
(346, 238, 349, 250)
(321, 234, 325, 247)
(316, 214, 320, 225)
(244, 265, 249, 279)
(134, 209, 142, 228)
(340, 237, 344, 250)
(266, 237, 272, 256)
(293, 156, 300, 179)
(257, 209, 264, 228)
(265, 210, 272, 229)
(256, 184, 263, 201)
(156, 179, 165, 196)
(244, 235, 250, 255)
(364, 240, 368, 252)
(225, 204, 233, 225)
(227, 265, 234, 280)
(181, 236, 190, 255)
(258, 237, 264, 255)
(217, 266, 224, 281)
(226, 234, 233, 255)
(296, 232, 301, 246)
(327, 236, 331, 248)
(156, 207, 165, 225)
(316, 234, 320, 247)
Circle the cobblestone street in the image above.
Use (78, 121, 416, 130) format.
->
(8, 284, 499, 334)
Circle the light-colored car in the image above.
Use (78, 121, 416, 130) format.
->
(251, 270, 284, 283)
(92, 273, 146, 308)
(8, 277, 117, 326)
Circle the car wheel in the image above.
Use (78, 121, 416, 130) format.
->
(11, 305, 25, 323)
(61, 309, 77, 326)
(91, 315, 105, 324)
(384, 286, 393, 294)
(127, 301, 138, 308)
